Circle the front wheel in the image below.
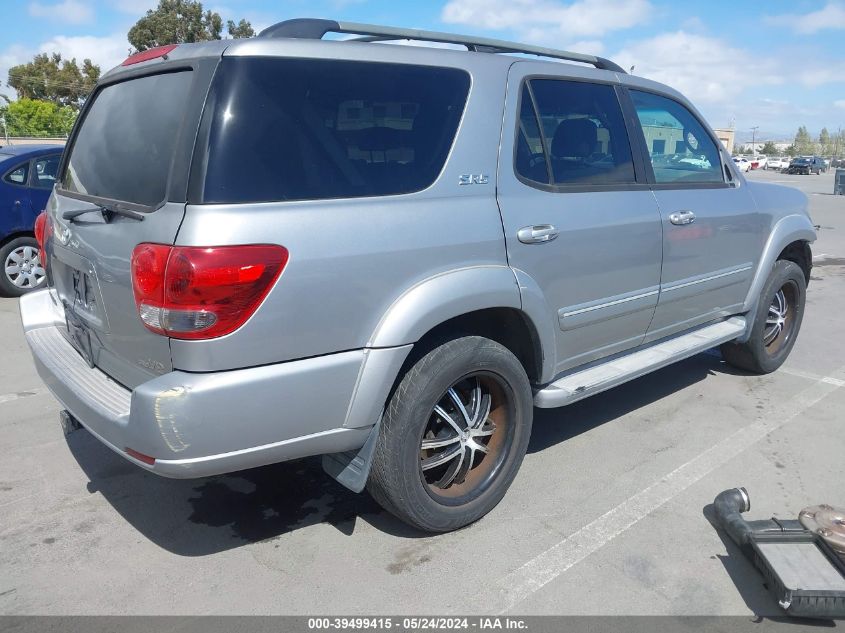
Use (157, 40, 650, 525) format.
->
(721, 260, 806, 374)
(0, 237, 47, 297)
(367, 336, 533, 532)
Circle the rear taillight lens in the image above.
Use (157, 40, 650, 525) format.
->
(130, 244, 288, 340)
(34, 211, 47, 252)
(34, 211, 51, 270)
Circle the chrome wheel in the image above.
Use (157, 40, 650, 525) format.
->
(763, 281, 797, 354)
(4, 245, 46, 290)
(420, 373, 512, 499)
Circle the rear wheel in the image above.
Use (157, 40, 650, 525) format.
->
(0, 237, 46, 297)
(721, 260, 806, 374)
(367, 336, 533, 532)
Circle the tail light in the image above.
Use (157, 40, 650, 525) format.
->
(34, 211, 48, 251)
(34, 211, 51, 270)
(130, 244, 288, 340)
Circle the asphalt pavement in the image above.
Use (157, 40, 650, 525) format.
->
(1, 168, 843, 616)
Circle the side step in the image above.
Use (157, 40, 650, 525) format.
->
(534, 316, 746, 408)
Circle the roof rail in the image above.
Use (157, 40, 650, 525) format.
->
(257, 18, 627, 74)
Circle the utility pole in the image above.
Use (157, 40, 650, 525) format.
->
(750, 126, 759, 155)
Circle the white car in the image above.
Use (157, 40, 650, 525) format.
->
(732, 156, 751, 172)
(766, 157, 784, 170)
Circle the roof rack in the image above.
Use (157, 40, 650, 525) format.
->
(257, 18, 627, 74)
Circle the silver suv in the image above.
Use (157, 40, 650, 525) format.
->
(20, 19, 815, 532)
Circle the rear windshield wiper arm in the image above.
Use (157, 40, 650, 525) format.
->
(62, 203, 144, 222)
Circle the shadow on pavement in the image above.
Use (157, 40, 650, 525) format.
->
(66, 350, 748, 556)
(67, 436, 426, 556)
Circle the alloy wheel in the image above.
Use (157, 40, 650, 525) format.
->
(763, 281, 798, 355)
(419, 373, 513, 500)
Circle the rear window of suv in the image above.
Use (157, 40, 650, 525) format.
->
(194, 58, 470, 204)
(62, 71, 193, 208)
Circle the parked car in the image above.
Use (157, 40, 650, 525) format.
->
(733, 156, 752, 172)
(766, 157, 787, 170)
(19, 20, 815, 532)
(0, 144, 63, 296)
(752, 155, 767, 169)
(786, 156, 825, 175)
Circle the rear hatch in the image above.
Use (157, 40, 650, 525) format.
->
(46, 53, 219, 389)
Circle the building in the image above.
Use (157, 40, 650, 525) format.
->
(713, 128, 735, 154)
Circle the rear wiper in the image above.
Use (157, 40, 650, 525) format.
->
(62, 203, 144, 222)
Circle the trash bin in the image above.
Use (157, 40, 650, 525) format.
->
(836, 169, 845, 195)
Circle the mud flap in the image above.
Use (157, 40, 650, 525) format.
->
(321, 418, 381, 493)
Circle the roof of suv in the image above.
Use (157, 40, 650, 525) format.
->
(102, 18, 688, 107)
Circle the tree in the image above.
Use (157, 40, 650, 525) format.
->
(784, 144, 798, 157)
(128, 0, 253, 52)
(794, 125, 816, 155)
(7, 53, 100, 107)
(819, 127, 831, 155)
(227, 19, 255, 38)
(760, 141, 778, 155)
(0, 98, 77, 137)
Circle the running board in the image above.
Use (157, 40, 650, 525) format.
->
(534, 316, 746, 408)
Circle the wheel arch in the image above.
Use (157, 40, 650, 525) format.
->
(737, 214, 815, 343)
(743, 214, 815, 313)
(0, 230, 36, 249)
(344, 266, 551, 432)
(366, 265, 555, 383)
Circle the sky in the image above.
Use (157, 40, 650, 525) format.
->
(1, 0, 844, 142)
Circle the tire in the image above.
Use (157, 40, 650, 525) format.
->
(720, 260, 806, 374)
(0, 236, 47, 297)
(367, 336, 533, 532)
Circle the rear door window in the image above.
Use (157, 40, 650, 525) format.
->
(629, 90, 724, 184)
(519, 79, 636, 187)
(61, 71, 194, 207)
(195, 58, 470, 203)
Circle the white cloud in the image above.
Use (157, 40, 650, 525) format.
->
(562, 40, 605, 56)
(442, 0, 651, 40)
(0, 45, 31, 99)
(836, 100, 845, 109)
(28, 0, 95, 24)
(37, 33, 130, 71)
(1, 32, 130, 100)
(614, 31, 782, 107)
(765, 1, 845, 34)
(611, 30, 845, 132)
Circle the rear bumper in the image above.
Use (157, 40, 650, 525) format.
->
(19, 289, 377, 478)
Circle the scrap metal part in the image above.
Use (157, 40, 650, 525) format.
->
(800, 505, 845, 557)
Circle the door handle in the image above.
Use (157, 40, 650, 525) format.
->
(517, 224, 559, 244)
(669, 210, 696, 225)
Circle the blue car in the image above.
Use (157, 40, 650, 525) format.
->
(0, 144, 64, 296)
